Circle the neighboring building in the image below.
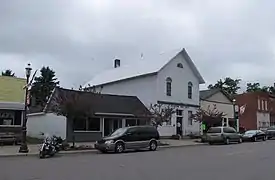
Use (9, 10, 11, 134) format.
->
(200, 89, 235, 128)
(236, 91, 275, 130)
(0, 76, 26, 143)
(27, 87, 151, 142)
(84, 48, 205, 136)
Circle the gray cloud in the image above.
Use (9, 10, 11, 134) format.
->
(0, 0, 275, 89)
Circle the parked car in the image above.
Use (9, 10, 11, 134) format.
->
(94, 126, 160, 153)
(266, 126, 275, 139)
(242, 130, 266, 142)
(206, 126, 242, 145)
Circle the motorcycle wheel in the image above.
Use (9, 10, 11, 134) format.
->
(39, 151, 45, 159)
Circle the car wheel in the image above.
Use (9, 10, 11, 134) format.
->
(224, 138, 230, 145)
(253, 136, 257, 142)
(238, 138, 243, 143)
(115, 142, 125, 153)
(208, 142, 213, 145)
(149, 140, 158, 151)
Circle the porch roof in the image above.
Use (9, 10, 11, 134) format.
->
(41, 87, 151, 118)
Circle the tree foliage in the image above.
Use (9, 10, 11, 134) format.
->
(208, 77, 241, 95)
(191, 104, 226, 127)
(246, 82, 274, 93)
(149, 103, 176, 127)
(1, 69, 15, 77)
(31, 66, 59, 106)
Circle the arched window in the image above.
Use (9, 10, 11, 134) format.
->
(166, 77, 172, 96)
(177, 63, 183, 68)
(188, 82, 193, 99)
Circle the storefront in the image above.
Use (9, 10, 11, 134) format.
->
(0, 102, 24, 143)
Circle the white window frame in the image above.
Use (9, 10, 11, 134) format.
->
(258, 99, 261, 110)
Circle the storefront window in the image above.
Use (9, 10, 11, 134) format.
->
(0, 110, 16, 126)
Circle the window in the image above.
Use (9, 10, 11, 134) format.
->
(177, 63, 183, 68)
(87, 118, 100, 131)
(223, 127, 236, 133)
(74, 117, 101, 131)
(176, 109, 183, 126)
(176, 109, 183, 116)
(261, 100, 264, 111)
(73, 118, 86, 131)
(188, 82, 193, 99)
(0, 111, 15, 126)
(166, 77, 172, 96)
(188, 111, 193, 125)
(258, 99, 261, 110)
(223, 118, 227, 126)
(265, 100, 268, 111)
(207, 127, 221, 133)
(166, 116, 172, 125)
(126, 119, 137, 126)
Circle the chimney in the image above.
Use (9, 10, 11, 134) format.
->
(114, 59, 120, 68)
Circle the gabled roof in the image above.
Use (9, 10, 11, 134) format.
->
(84, 48, 205, 87)
(200, 88, 233, 102)
(31, 87, 151, 118)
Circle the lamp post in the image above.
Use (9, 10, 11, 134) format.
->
(232, 99, 239, 132)
(19, 63, 32, 153)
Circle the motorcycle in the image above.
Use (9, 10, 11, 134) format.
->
(39, 135, 65, 159)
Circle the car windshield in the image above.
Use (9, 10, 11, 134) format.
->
(244, 130, 257, 134)
(110, 127, 128, 136)
(267, 127, 275, 130)
(207, 127, 221, 133)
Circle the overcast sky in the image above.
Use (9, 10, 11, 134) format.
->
(0, 0, 275, 89)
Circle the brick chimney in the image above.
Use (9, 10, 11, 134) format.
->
(114, 59, 120, 68)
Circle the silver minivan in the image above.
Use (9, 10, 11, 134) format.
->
(206, 126, 242, 145)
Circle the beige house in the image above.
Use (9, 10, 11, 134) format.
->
(200, 89, 234, 127)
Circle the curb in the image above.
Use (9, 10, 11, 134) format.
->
(0, 143, 206, 158)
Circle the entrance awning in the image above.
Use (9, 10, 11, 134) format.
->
(0, 102, 25, 110)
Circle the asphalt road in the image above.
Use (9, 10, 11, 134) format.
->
(1, 140, 275, 180)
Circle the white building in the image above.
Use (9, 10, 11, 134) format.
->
(200, 89, 235, 128)
(84, 48, 205, 137)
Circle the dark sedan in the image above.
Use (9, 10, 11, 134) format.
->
(266, 127, 275, 139)
(242, 130, 267, 142)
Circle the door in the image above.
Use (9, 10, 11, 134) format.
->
(224, 127, 239, 141)
(137, 127, 151, 148)
(124, 127, 140, 149)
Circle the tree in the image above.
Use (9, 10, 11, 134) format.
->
(208, 77, 241, 95)
(246, 82, 269, 92)
(149, 103, 176, 127)
(49, 88, 92, 147)
(191, 104, 226, 132)
(31, 66, 59, 106)
(1, 69, 15, 77)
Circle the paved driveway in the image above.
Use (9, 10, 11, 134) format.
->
(1, 140, 275, 180)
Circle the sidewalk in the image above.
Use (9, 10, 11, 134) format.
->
(0, 139, 204, 157)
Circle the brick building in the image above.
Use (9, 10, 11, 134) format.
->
(236, 92, 275, 130)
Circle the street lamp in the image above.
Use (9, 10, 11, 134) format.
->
(19, 63, 32, 153)
(232, 99, 239, 132)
